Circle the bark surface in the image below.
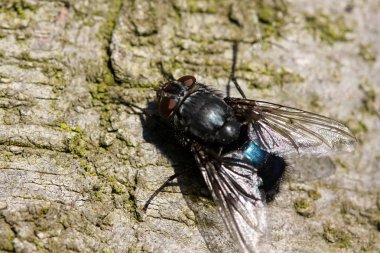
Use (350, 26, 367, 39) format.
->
(0, 0, 379, 252)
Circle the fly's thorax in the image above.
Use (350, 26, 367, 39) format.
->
(156, 75, 240, 145)
(174, 90, 241, 145)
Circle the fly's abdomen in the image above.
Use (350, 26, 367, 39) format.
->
(242, 141, 286, 201)
(242, 142, 267, 167)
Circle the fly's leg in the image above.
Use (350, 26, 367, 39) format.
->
(119, 99, 190, 213)
(117, 97, 164, 126)
(228, 41, 247, 99)
(118, 99, 153, 117)
(118, 61, 176, 121)
(142, 170, 189, 212)
(231, 78, 247, 99)
(157, 61, 175, 82)
(228, 41, 286, 99)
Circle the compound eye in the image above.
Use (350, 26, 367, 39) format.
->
(158, 97, 177, 118)
(177, 75, 196, 87)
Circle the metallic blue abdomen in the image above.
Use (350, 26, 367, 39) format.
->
(242, 142, 267, 167)
(241, 141, 286, 202)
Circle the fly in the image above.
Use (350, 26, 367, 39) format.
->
(132, 43, 357, 253)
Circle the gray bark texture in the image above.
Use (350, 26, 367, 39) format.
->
(0, 0, 379, 252)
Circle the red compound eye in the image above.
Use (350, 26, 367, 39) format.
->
(158, 97, 177, 118)
(156, 75, 195, 118)
(177, 75, 196, 87)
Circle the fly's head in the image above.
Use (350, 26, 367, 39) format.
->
(156, 75, 197, 119)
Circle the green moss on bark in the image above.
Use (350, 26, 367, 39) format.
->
(294, 197, 315, 218)
(256, 0, 288, 39)
(0, 220, 15, 251)
(305, 12, 352, 45)
(323, 223, 351, 248)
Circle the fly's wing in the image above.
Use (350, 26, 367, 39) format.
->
(225, 97, 357, 157)
(191, 143, 266, 253)
(288, 156, 336, 182)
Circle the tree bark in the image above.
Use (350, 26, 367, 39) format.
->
(0, 0, 379, 252)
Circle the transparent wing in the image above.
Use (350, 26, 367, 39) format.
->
(191, 143, 267, 253)
(225, 97, 357, 157)
(287, 156, 336, 182)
